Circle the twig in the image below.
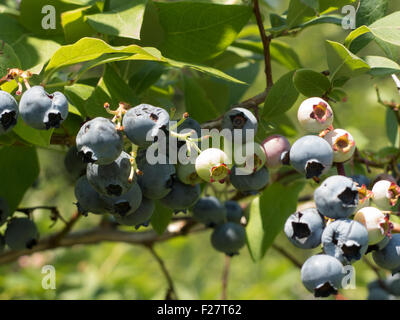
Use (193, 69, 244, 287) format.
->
(253, 0, 273, 88)
(148, 245, 178, 300)
(16, 206, 68, 225)
(0, 220, 205, 265)
(335, 162, 346, 176)
(221, 255, 231, 300)
(272, 243, 302, 269)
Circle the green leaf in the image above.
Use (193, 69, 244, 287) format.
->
(13, 118, 54, 147)
(128, 61, 165, 94)
(368, 11, 400, 46)
(183, 76, 221, 123)
(151, 201, 173, 235)
(64, 83, 96, 117)
(344, 25, 371, 48)
(298, 14, 343, 28)
(154, 1, 252, 62)
(61, 6, 96, 43)
(45, 37, 161, 78)
(246, 181, 305, 262)
(19, 0, 78, 36)
(328, 87, 347, 102)
(263, 70, 299, 119)
(325, 40, 370, 85)
(364, 56, 400, 77)
(45, 37, 244, 84)
(86, 0, 147, 40)
(386, 108, 400, 147)
(300, 0, 319, 10)
(0, 146, 40, 214)
(318, 0, 356, 13)
(0, 43, 21, 76)
(84, 66, 139, 118)
(0, 14, 61, 72)
(287, 0, 316, 28)
(293, 69, 331, 97)
(356, 0, 388, 27)
(232, 40, 302, 70)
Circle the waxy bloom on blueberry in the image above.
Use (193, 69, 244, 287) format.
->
(5, 218, 39, 250)
(261, 134, 291, 169)
(372, 180, 400, 210)
(192, 196, 226, 227)
(233, 142, 266, 175)
(114, 197, 155, 229)
(0, 90, 18, 135)
(301, 254, 344, 298)
(297, 97, 333, 133)
(314, 175, 359, 219)
(19, 86, 69, 130)
(321, 219, 369, 264)
(354, 207, 393, 245)
(195, 148, 232, 183)
(323, 129, 356, 163)
(211, 222, 246, 256)
(230, 166, 269, 194)
(289, 135, 333, 179)
(284, 208, 325, 249)
(74, 176, 111, 215)
(373, 234, 400, 275)
(76, 117, 124, 165)
(222, 107, 258, 144)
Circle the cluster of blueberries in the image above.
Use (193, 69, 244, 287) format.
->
(282, 97, 400, 299)
(0, 86, 69, 251)
(2, 83, 400, 299)
(71, 103, 277, 256)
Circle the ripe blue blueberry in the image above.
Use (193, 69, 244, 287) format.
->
(373, 234, 400, 275)
(5, 218, 39, 250)
(301, 254, 344, 298)
(159, 179, 201, 213)
(229, 166, 269, 194)
(136, 158, 176, 200)
(177, 117, 202, 139)
(350, 174, 370, 188)
(284, 208, 325, 249)
(322, 219, 369, 264)
(222, 107, 258, 144)
(387, 274, 400, 296)
(19, 86, 69, 130)
(224, 201, 243, 224)
(314, 175, 359, 219)
(367, 280, 393, 300)
(192, 196, 227, 227)
(123, 104, 169, 147)
(289, 135, 333, 179)
(86, 151, 132, 197)
(0, 196, 11, 226)
(107, 181, 143, 217)
(0, 90, 18, 135)
(211, 222, 246, 256)
(76, 117, 123, 165)
(114, 197, 155, 228)
(74, 176, 111, 215)
(64, 146, 87, 180)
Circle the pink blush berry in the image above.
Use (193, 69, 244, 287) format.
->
(261, 134, 290, 169)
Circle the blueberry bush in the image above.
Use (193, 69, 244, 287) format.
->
(1, 0, 400, 300)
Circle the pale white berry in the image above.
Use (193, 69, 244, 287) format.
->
(323, 128, 356, 163)
(297, 97, 333, 133)
(354, 207, 392, 245)
(195, 148, 232, 183)
(372, 180, 400, 210)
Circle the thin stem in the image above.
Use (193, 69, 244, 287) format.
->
(335, 162, 346, 176)
(221, 255, 231, 300)
(148, 245, 178, 300)
(253, 0, 273, 88)
(272, 243, 302, 269)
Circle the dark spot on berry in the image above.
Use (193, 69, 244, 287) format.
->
(165, 176, 174, 189)
(305, 161, 324, 179)
(45, 112, 63, 129)
(281, 151, 290, 165)
(341, 243, 361, 261)
(0, 110, 17, 130)
(338, 187, 358, 206)
(291, 222, 311, 239)
(114, 202, 131, 216)
(106, 184, 123, 196)
(229, 112, 247, 129)
(78, 150, 96, 164)
(332, 233, 338, 245)
(366, 244, 379, 254)
(150, 113, 159, 122)
(26, 238, 38, 249)
(314, 282, 337, 298)
(46, 94, 54, 100)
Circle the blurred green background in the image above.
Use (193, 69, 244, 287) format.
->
(1, 0, 400, 300)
